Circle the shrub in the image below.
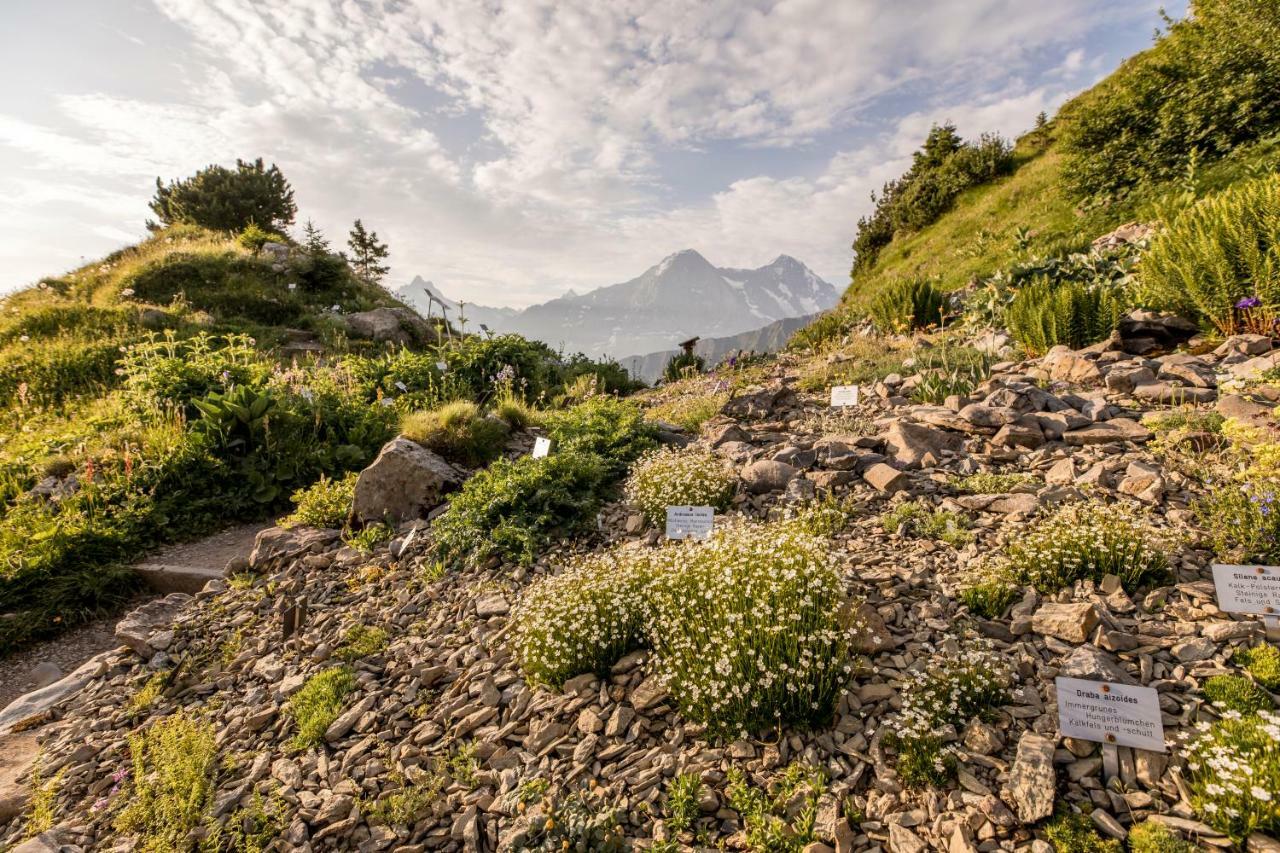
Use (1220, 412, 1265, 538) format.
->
(149, 158, 296, 233)
(114, 713, 219, 852)
(868, 279, 945, 334)
(1006, 277, 1124, 356)
(886, 641, 1011, 786)
(553, 352, 645, 399)
(645, 391, 729, 433)
(237, 223, 287, 251)
(287, 667, 357, 750)
(438, 334, 558, 403)
(1205, 674, 1273, 714)
(1196, 480, 1280, 564)
(430, 451, 608, 570)
(950, 472, 1035, 494)
(644, 522, 864, 736)
(1001, 502, 1170, 593)
(959, 580, 1019, 620)
(513, 551, 653, 687)
(725, 764, 825, 853)
(1128, 822, 1198, 853)
(1140, 175, 1280, 334)
(881, 501, 973, 548)
(1043, 807, 1121, 853)
(1186, 710, 1280, 842)
(910, 347, 991, 404)
(1059, 0, 1280, 199)
(1236, 645, 1280, 691)
(343, 522, 393, 554)
(787, 494, 858, 538)
(663, 352, 705, 382)
(282, 472, 356, 529)
(401, 400, 509, 468)
(624, 447, 736, 525)
(542, 396, 658, 478)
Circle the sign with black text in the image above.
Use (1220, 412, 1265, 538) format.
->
(1055, 676, 1165, 752)
(666, 506, 714, 541)
(1212, 564, 1280, 615)
(532, 437, 552, 458)
(830, 385, 860, 407)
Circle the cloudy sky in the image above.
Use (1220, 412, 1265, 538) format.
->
(0, 0, 1184, 307)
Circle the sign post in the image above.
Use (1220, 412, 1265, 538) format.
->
(1055, 676, 1165, 783)
(830, 385, 860, 408)
(531, 436, 552, 458)
(665, 506, 714, 541)
(1211, 564, 1280, 641)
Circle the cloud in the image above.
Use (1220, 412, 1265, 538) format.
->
(0, 0, 1177, 301)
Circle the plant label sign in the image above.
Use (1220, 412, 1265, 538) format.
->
(1212, 564, 1280, 615)
(531, 437, 552, 458)
(666, 506, 714, 541)
(1055, 677, 1165, 752)
(435, 360, 448, 372)
(830, 385, 860, 408)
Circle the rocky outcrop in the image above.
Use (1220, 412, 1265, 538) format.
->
(343, 307, 437, 346)
(351, 437, 463, 524)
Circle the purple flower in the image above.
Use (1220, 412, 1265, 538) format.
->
(1237, 296, 1263, 309)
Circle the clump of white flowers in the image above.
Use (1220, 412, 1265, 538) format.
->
(512, 550, 654, 687)
(1002, 501, 1170, 593)
(645, 521, 866, 736)
(512, 520, 868, 735)
(1185, 710, 1280, 842)
(624, 447, 736, 524)
(885, 640, 1012, 787)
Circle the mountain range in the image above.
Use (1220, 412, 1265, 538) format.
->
(395, 249, 838, 364)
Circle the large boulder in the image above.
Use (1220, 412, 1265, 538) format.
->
(352, 437, 463, 524)
(883, 420, 963, 469)
(344, 307, 436, 346)
(741, 460, 798, 494)
(115, 594, 192, 660)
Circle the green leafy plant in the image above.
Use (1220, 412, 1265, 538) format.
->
(282, 472, 356, 529)
(1236, 645, 1280, 691)
(663, 351, 705, 382)
(113, 713, 219, 852)
(664, 772, 704, 835)
(237, 223, 288, 252)
(623, 447, 736, 525)
(881, 501, 973, 548)
(287, 667, 357, 750)
(342, 522, 393, 554)
(1006, 277, 1124, 356)
(950, 472, 1035, 494)
(1042, 807, 1121, 852)
(725, 763, 825, 853)
(868, 278, 946, 334)
(431, 451, 607, 570)
(958, 580, 1019, 620)
(1127, 821, 1198, 853)
(1140, 174, 1280, 333)
(401, 400, 509, 468)
(23, 759, 63, 837)
(542, 396, 658, 478)
(337, 624, 389, 661)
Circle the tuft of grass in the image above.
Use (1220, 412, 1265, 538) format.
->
(1043, 807, 1121, 853)
(24, 759, 63, 837)
(113, 713, 219, 852)
(1204, 674, 1273, 714)
(128, 672, 168, 716)
(287, 667, 357, 750)
(401, 400, 509, 468)
(959, 580, 1019, 620)
(645, 392, 729, 433)
(881, 501, 973, 548)
(950, 472, 1035, 494)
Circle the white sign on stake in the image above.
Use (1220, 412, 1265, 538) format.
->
(666, 506, 714, 541)
(531, 436, 552, 458)
(436, 360, 448, 372)
(1055, 676, 1166, 752)
(1212, 564, 1280, 615)
(830, 385, 860, 407)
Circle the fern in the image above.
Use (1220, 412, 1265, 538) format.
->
(1140, 174, 1280, 333)
(1006, 277, 1123, 356)
(868, 279, 946, 334)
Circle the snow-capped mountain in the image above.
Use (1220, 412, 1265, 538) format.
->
(399, 250, 837, 360)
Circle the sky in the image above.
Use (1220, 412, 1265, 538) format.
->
(0, 0, 1187, 308)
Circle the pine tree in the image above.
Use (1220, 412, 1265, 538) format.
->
(148, 158, 296, 233)
(347, 219, 390, 284)
(302, 220, 329, 254)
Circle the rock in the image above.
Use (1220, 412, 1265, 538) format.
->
(883, 421, 962, 469)
(1046, 458, 1076, 485)
(1171, 637, 1216, 662)
(1131, 381, 1216, 405)
(1118, 461, 1165, 503)
(10, 833, 62, 853)
(1063, 418, 1151, 446)
(992, 421, 1044, 449)
(1217, 334, 1274, 357)
(345, 307, 436, 345)
(1118, 311, 1198, 351)
(1157, 354, 1216, 388)
(1105, 364, 1155, 394)
(1058, 646, 1136, 685)
(1032, 602, 1099, 644)
(352, 437, 462, 524)
(1048, 353, 1103, 384)
(247, 525, 337, 572)
(474, 594, 509, 618)
(1092, 222, 1155, 250)
(722, 386, 795, 419)
(0, 651, 112, 736)
(29, 662, 62, 689)
(1007, 732, 1056, 823)
(741, 460, 799, 494)
(863, 463, 909, 493)
(115, 593, 192, 659)
(704, 422, 750, 448)
(889, 824, 928, 853)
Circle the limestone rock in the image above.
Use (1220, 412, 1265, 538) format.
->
(1007, 732, 1056, 823)
(883, 421, 962, 469)
(115, 593, 192, 659)
(741, 460, 799, 494)
(1032, 602, 1099, 643)
(352, 437, 462, 524)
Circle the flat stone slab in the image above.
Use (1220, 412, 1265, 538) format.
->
(133, 562, 226, 594)
(1063, 418, 1151, 445)
(0, 651, 114, 737)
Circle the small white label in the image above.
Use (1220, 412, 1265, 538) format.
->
(830, 385, 860, 407)
(666, 506, 714, 541)
(394, 380, 408, 392)
(436, 360, 448, 372)
(1213, 564, 1280, 615)
(531, 436, 552, 458)
(1055, 676, 1165, 752)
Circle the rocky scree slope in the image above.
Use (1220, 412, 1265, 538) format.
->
(1, 329, 1278, 851)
